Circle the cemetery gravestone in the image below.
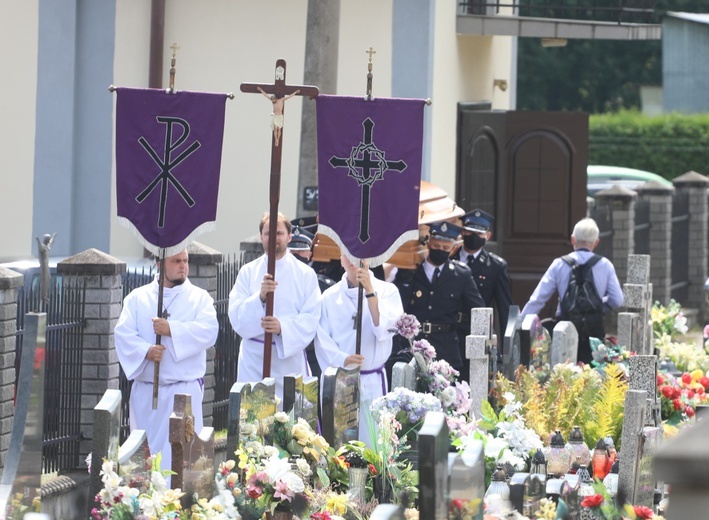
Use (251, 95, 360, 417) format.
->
(653, 413, 709, 519)
(502, 305, 522, 379)
(0, 313, 46, 514)
(618, 389, 648, 505)
(321, 365, 360, 449)
(226, 378, 277, 457)
(89, 389, 123, 512)
(623, 255, 653, 355)
(634, 426, 661, 508)
(617, 312, 643, 354)
(283, 374, 319, 432)
(448, 440, 485, 520)
(116, 430, 151, 494)
(560, 473, 581, 518)
(467, 308, 494, 419)
(545, 478, 572, 505)
(170, 393, 215, 508)
(510, 473, 544, 517)
(629, 355, 661, 427)
(550, 321, 578, 367)
(418, 411, 449, 520)
(391, 358, 418, 391)
(520, 315, 551, 373)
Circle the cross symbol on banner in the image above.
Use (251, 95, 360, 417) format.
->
(136, 116, 200, 228)
(328, 118, 407, 242)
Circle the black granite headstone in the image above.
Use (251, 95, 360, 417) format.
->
(502, 305, 522, 379)
(418, 411, 449, 520)
(283, 374, 319, 432)
(447, 440, 485, 520)
(226, 378, 277, 456)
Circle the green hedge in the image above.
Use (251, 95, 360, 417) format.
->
(589, 111, 709, 180)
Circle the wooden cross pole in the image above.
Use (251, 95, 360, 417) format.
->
(240, 59, 319, 378)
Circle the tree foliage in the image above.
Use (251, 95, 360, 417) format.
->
(517, 0, 709, 113)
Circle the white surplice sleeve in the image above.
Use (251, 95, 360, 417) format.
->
(274, 264, 321, 359)
(228, 260, 267, 340)
(165, 289, 219, 363)
(369, 279, 404, 342)
(115, 292, 151, 380)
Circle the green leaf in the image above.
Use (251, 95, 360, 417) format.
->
(317, 466, 331, 487)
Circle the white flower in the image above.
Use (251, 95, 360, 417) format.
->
(139, 495, 158, 517)
(440, 386, 457, 407)
(674, 314, 688, 335)
(274, 411, 290, 423)
(265, 454, 296, 483)
(151, 470, 168, 493)
(120, 486, 139, 506)
(295, 457, 312, 477)
(281, 471, 305, 494)
(484, 436, 509, 459)
(240, 423, 256, 436)
(263, 445, 279, 458)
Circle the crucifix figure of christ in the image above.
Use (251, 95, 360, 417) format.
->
(240, 59, 319, 378)
(328, 117, 407, 243)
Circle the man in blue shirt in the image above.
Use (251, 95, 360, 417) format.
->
(521, 218, 624, 363)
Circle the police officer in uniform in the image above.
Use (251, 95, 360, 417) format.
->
(452, 209, 513, 376)
(393, 221, 484, 378)
(288, 217, 338, 293)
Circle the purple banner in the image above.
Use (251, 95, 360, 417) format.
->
(316, 95, 424, 266)
(115, 88, 227, 255)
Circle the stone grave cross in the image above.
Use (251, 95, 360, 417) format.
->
(618, 254, 653, 354)
(467, 307, 494, 419)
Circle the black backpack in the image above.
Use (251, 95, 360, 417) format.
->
(559, 254, 605, 339)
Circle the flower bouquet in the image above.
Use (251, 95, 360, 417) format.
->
(91, 454, 184, 520)
(651, 299, 688, 339)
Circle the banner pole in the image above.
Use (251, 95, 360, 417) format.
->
(152, 249, 165, 410)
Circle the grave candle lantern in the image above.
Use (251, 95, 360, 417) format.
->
(530, 449, 548, 476)
(544, 430, 572, 476)
(591, 438, 610, 479)
(603, 458, 620, 498)
(485, 465, 511, 500)
(565, 426, 591, 467)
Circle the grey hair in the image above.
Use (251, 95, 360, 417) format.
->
(572, 218, 599, 246)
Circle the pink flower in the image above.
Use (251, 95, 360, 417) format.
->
(703, 324, 709, 338)
(395, 314, 421, 340)
(246, 484, 263, 499)
(273, 480, 294, 502)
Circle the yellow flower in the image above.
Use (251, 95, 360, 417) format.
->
(662, 423, 679, 438)
(226, 472, 239, 487)
(236, 449, 249, 470)
(691, 369, 704, 381)
(292, 423, 312, 446)
(325, 492, 349, 515)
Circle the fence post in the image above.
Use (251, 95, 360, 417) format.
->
(57, 249, 126, 462)
(672, 172, 709, 320)
(186, 242, 223, 428)
(0, 267, 22, 472)
(635, 181, 674, 306)
(594, 185, 636, 284)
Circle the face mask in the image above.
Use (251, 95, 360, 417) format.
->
(463, 233, 486, 251)
(427, 248, 450, 266)
(293, 253, 310, 264)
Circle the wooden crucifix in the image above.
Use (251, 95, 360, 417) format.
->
(240, 59, 319, 378)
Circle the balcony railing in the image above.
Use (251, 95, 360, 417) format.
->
(459, 0, 659, 24)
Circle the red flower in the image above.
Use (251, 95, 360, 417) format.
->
(247, 485, 263, 499)
(633, 505, 654, 519)
(700, 376, 709, 389)
(368, 463, 378, 475)
(656, 374, 664, 386)
(682, 372, 692, 385)
(661, 386, 674, 399)
(698, 386, 705, 395)
(580, 494, 604, 508)
(451, 498, 465, 511)
(686, 406, 695, 418)
(311, 513, 333, 520)
(673, 398, 683, 411)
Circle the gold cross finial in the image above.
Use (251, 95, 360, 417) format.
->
(170, 42, 180, 58)
(366, 47, 376, 63)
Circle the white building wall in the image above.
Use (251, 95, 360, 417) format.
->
(3, 0, 513, 261)
(1, 1, 39, 262)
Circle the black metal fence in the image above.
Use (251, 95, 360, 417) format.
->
(15, 275, 87, 474)
(212, 255, 243, 432)
(670, 191, 690, 303)
(590, 202, 614, 260)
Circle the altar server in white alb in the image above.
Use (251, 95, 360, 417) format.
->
(315, 255, 403, 446)
(229, 212, 321, 403)
(115, 250, 218, 471)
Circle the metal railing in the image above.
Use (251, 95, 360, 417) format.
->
(15, 276, 87, 474)
(459, 0, 659, 24)
(212, 255, 243, 432)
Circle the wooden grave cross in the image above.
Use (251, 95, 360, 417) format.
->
(240, 59, 319, 378)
